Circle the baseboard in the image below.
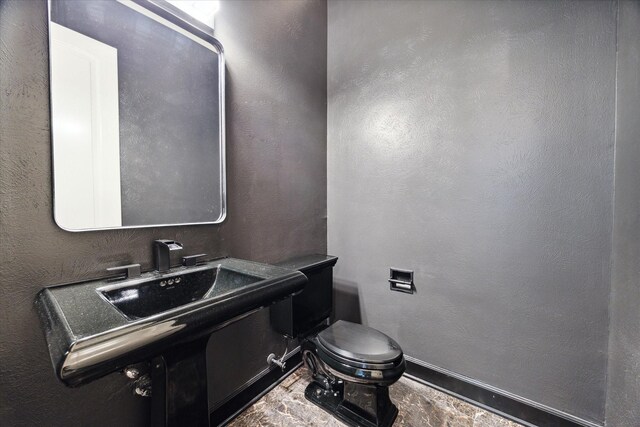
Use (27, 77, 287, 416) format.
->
(210, 350, 303, 426)
(404, 356, 603, 427)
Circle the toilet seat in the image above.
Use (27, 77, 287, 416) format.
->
(312, 320, 405, 385)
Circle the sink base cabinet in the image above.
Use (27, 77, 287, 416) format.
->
(151, 336, 211, 427)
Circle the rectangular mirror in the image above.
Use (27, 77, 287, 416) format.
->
(48, 0, 225, 231)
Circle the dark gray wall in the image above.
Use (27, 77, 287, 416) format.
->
(328, 1, 616, 425)
(51, 0, 222, 226)
(209, 0, 327, 409)
(605, 1, 640, 426)
(0, 0, 326, 426)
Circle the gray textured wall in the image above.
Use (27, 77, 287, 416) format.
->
(0, 0, 326, 425)
(605, 1, 640, 426)
(51, 0, 222, 226)
(327, 1, 616, 424)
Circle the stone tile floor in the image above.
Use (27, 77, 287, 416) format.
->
(227, 368, 522, 426)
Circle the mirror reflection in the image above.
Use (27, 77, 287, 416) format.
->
(49, 0, 226, 231)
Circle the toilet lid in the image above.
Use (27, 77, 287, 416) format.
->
(317, 320, 403, 365)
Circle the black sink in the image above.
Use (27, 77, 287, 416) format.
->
(36, 257, 310, 427)
(36, 257, 307, 387)
(99, 266, 263, 320)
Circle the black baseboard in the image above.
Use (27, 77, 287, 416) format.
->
(210, 351, 303, 426)
(405, 358, 600, 427)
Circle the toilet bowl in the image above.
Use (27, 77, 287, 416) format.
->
(302, 320, 405, 427)
(309, 320, 405, 385)
(271, 255, 405, 427)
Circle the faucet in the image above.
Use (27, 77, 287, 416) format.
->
(153, 240, 183, 273)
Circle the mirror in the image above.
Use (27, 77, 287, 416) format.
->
(48, 0, 226, 231)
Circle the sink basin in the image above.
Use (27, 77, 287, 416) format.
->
(36, 257, 307, 387)
(99, 266, 263, 320)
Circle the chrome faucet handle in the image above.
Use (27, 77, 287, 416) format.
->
(182, 253, 207, 267)
(107, 263, 141, 279)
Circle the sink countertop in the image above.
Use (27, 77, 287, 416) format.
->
(275, 254, 338, 273)
(36, 257, 307, 386)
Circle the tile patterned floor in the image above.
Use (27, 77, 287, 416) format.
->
(227, 368, 522, 426)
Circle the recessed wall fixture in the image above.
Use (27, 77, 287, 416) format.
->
(166, 0, 219, 30)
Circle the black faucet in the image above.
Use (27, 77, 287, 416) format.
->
(153, 240, 183, 273)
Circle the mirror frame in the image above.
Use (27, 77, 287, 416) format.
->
(47, 0, 226, 232)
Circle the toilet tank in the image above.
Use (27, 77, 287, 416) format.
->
(270, 254, 338, 338)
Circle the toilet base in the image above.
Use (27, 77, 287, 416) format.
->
(305, 379, 398, 427)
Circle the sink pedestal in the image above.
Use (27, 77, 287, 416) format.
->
(151, 336, 210, 427)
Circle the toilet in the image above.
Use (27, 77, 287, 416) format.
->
(271, 255, 405, 427)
